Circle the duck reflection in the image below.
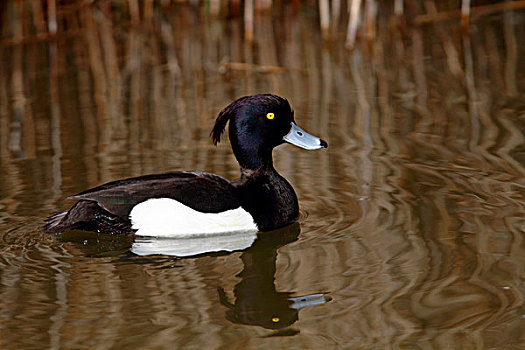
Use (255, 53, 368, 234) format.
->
(131, 229, 258, 257)
(59, 228, 258, 258)
(58, 230, 134, 257)
(218, 223, 330, 330)
(58, 223, 330, 330)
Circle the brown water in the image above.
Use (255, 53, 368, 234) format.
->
(1, 2, 524, 349)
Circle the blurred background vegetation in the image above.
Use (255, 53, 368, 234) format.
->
(3, 1, 525, 47)
(1, 0, 523, 212)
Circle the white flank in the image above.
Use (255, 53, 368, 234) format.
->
(129, 198, 258, 237)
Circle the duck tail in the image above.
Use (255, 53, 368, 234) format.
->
(43, 200, 135, 235)
(42, 200, 94, 234)
(43, 210, 68, 234)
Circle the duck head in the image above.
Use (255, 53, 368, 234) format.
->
(212, 94, 327, 170)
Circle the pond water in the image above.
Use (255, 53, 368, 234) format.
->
(1, 2, 524, 349)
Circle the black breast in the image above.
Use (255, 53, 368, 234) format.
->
(234, 170, 299, 231)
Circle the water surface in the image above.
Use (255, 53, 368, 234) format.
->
(1, 2, 524, 349)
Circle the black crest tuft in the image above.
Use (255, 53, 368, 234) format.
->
(211, 106, 232, 145)
(211, 96, 250, 145)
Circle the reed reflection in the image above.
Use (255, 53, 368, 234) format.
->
(218, 223, 330, 330)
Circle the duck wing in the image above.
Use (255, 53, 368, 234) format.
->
(68, 171, 241, 219)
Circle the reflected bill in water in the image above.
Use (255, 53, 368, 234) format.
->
(218, 223, 331, 330)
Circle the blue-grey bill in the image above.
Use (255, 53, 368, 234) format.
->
(288, 293, 331, 310)
(283, 122, 328, 150)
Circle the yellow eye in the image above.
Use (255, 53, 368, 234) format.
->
(266, 112, 275, 120)
(271, 317, 280, 323)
